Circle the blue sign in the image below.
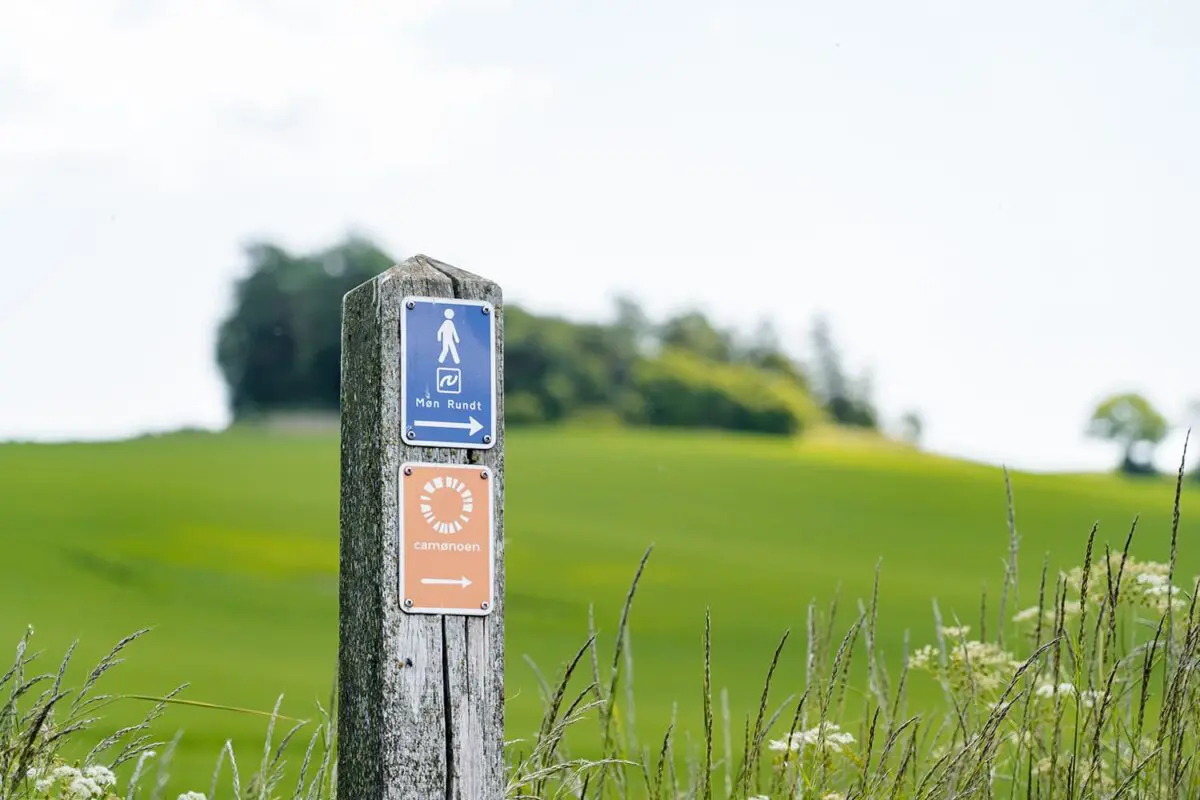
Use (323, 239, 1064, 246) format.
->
(400, 296, 497, 449)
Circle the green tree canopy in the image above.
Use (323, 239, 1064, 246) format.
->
(1086, 392, 1170, 475)
(216, 236, 395, 417)
(807, 314, 877, 428)
(658, 310, 735, 363)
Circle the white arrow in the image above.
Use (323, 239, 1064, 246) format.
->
(413, 417, 484, 436)
(421, 576, 473, 588)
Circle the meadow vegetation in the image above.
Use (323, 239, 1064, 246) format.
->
(1, 427, 1196, 798)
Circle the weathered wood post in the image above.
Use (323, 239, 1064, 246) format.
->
(338, 255, 504, 798)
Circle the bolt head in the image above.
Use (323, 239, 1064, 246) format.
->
(406, 300, 415, 309)
(403, 466, 413, 476)
(482, 305, 491, 315)
(482, 434, 492, 444)
(480, 469, 489, 480)
(406, 429, 416, 440)
(403, 598, 414, 608)
(480, 601, 490, 610)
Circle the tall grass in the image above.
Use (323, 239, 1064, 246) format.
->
(1, 442, 1193, 799)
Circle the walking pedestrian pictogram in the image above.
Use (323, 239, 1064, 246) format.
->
(437, 309, 461, 365)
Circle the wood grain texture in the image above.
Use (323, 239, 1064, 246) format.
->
(339, 254, 505, 799)
(426, 255, 506, 800)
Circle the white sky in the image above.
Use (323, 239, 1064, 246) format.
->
(1, 0, 1197, 473)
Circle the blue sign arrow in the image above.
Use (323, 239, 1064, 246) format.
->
(400, 296, 497, 449)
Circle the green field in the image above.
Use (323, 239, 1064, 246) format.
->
(0, 426, 1194, 794)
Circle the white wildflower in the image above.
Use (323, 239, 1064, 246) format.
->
(801, 721, 855, 753)
(178, 793, 208, 800)
(767, 736, 795, 752)
(941, 625, 971, 638)
(1035, 682, 1075, 699)
(35, 779, 53, 793)
(823, 794, 847, 800)
(66, 775, 104, 798)
(1013, 606, 1040, 623)
(51, 766, 82, 781)
(83, 765, 116, 788)
(907, 645, 937, 670)
(767, 721, 856, 754)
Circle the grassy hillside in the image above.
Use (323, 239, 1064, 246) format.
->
(0, 426, 1194, 794)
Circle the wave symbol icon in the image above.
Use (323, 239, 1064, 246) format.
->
(436, 367, 462, 394)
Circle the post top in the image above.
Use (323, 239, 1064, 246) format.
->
(398, 254, 498, 290)
(343, 253, 501, 306)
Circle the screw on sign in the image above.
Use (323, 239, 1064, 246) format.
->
(399, 462, 495, 616)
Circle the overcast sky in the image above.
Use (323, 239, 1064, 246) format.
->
(1, 0, 1197, 472)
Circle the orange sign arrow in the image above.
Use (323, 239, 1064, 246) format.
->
(399, 462, 495, 616)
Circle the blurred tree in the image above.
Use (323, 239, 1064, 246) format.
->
(658, 310, 735, 363)
(612, 295, 653, 353)
(504, 305, 643, 424)
(216, 236, 394, 418)
(740, 319, 810, 388)
(899, 410, 924, 446)
(807, 314, 877, 428)
(1086, 393, 1170, 476)
(633, 348, 824, 435)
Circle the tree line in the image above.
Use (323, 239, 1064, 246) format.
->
(214, 235, 1196, 478)
(215, 236, 882, 439)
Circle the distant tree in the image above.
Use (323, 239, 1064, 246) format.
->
(215, 236, 395, 417)
(1086, 393, 1170, 476)
(807, 314, 877, 428)
(612, 296, 652, 353)
(741, 319, 782, 362)
(658, 310, 735, 363)
(899, 410, 924, 446)
(504, 305, 643, 424)
(633, 348, 824, 435)
(739, 319, 810, 389)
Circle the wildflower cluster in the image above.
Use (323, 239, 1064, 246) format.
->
(907, 626, 1023, 696)
(1012, 556, 1189, 626)
(760, 721, 858, 797)
(20, 760, 208, 800)
(25, 764, 117, 799)
(767, 721, 856, 755)
(1032, 680, 1106, 708)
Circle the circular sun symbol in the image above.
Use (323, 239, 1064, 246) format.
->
(419, 475, 475, 535)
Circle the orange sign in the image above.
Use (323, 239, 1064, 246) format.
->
(399, 462, 495, 616)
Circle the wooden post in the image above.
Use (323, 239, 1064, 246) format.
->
(338, 254, 505, 799)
